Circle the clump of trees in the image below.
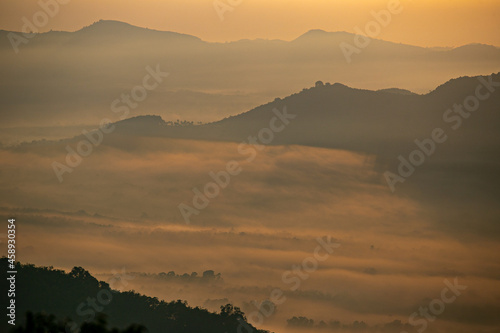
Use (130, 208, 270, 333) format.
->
(164, 120, 203, 126)
(155, 269, 222, 282)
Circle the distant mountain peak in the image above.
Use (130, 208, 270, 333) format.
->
(429, 72, 500, 97)
(75, 19, 201, 41)
(377, 88, 417, 96)
(293, 29, 351, 42)
(304, 29, 328, 35)
(117, 115, 166, 125)
(451, 43, 499, 52)
(92, 19, 132, 26)
(78, 19, 139, 32)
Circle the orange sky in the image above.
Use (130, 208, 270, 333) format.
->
(0, 0, 499, 46)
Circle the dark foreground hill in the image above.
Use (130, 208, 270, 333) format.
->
(0, 258, 268, 333)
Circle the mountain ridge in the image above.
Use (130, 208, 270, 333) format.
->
(1, 22, 498, 139)
(2, 19, 499, 49)
(74, 19, 202, 42)
(13, 72, 500, 155)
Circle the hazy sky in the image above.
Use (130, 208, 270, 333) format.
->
(1, 0, 499, 47)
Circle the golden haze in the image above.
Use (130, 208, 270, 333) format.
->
(0, 0, 499, 46)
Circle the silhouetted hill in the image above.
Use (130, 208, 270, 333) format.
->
(444, 43, 500, 59)
(16, 73, 500, 158)
(27, 72, 495, 209)
(1, 20, 499, 130)
(291, 29, 427, 56)
(377, 88, 417, 95)
(77, 20, 158, 34)
(98, 73, 499, 156)
(8, 73, 499, 237)
(0, 258, 268, 333)
(72, 20, 203, 45)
